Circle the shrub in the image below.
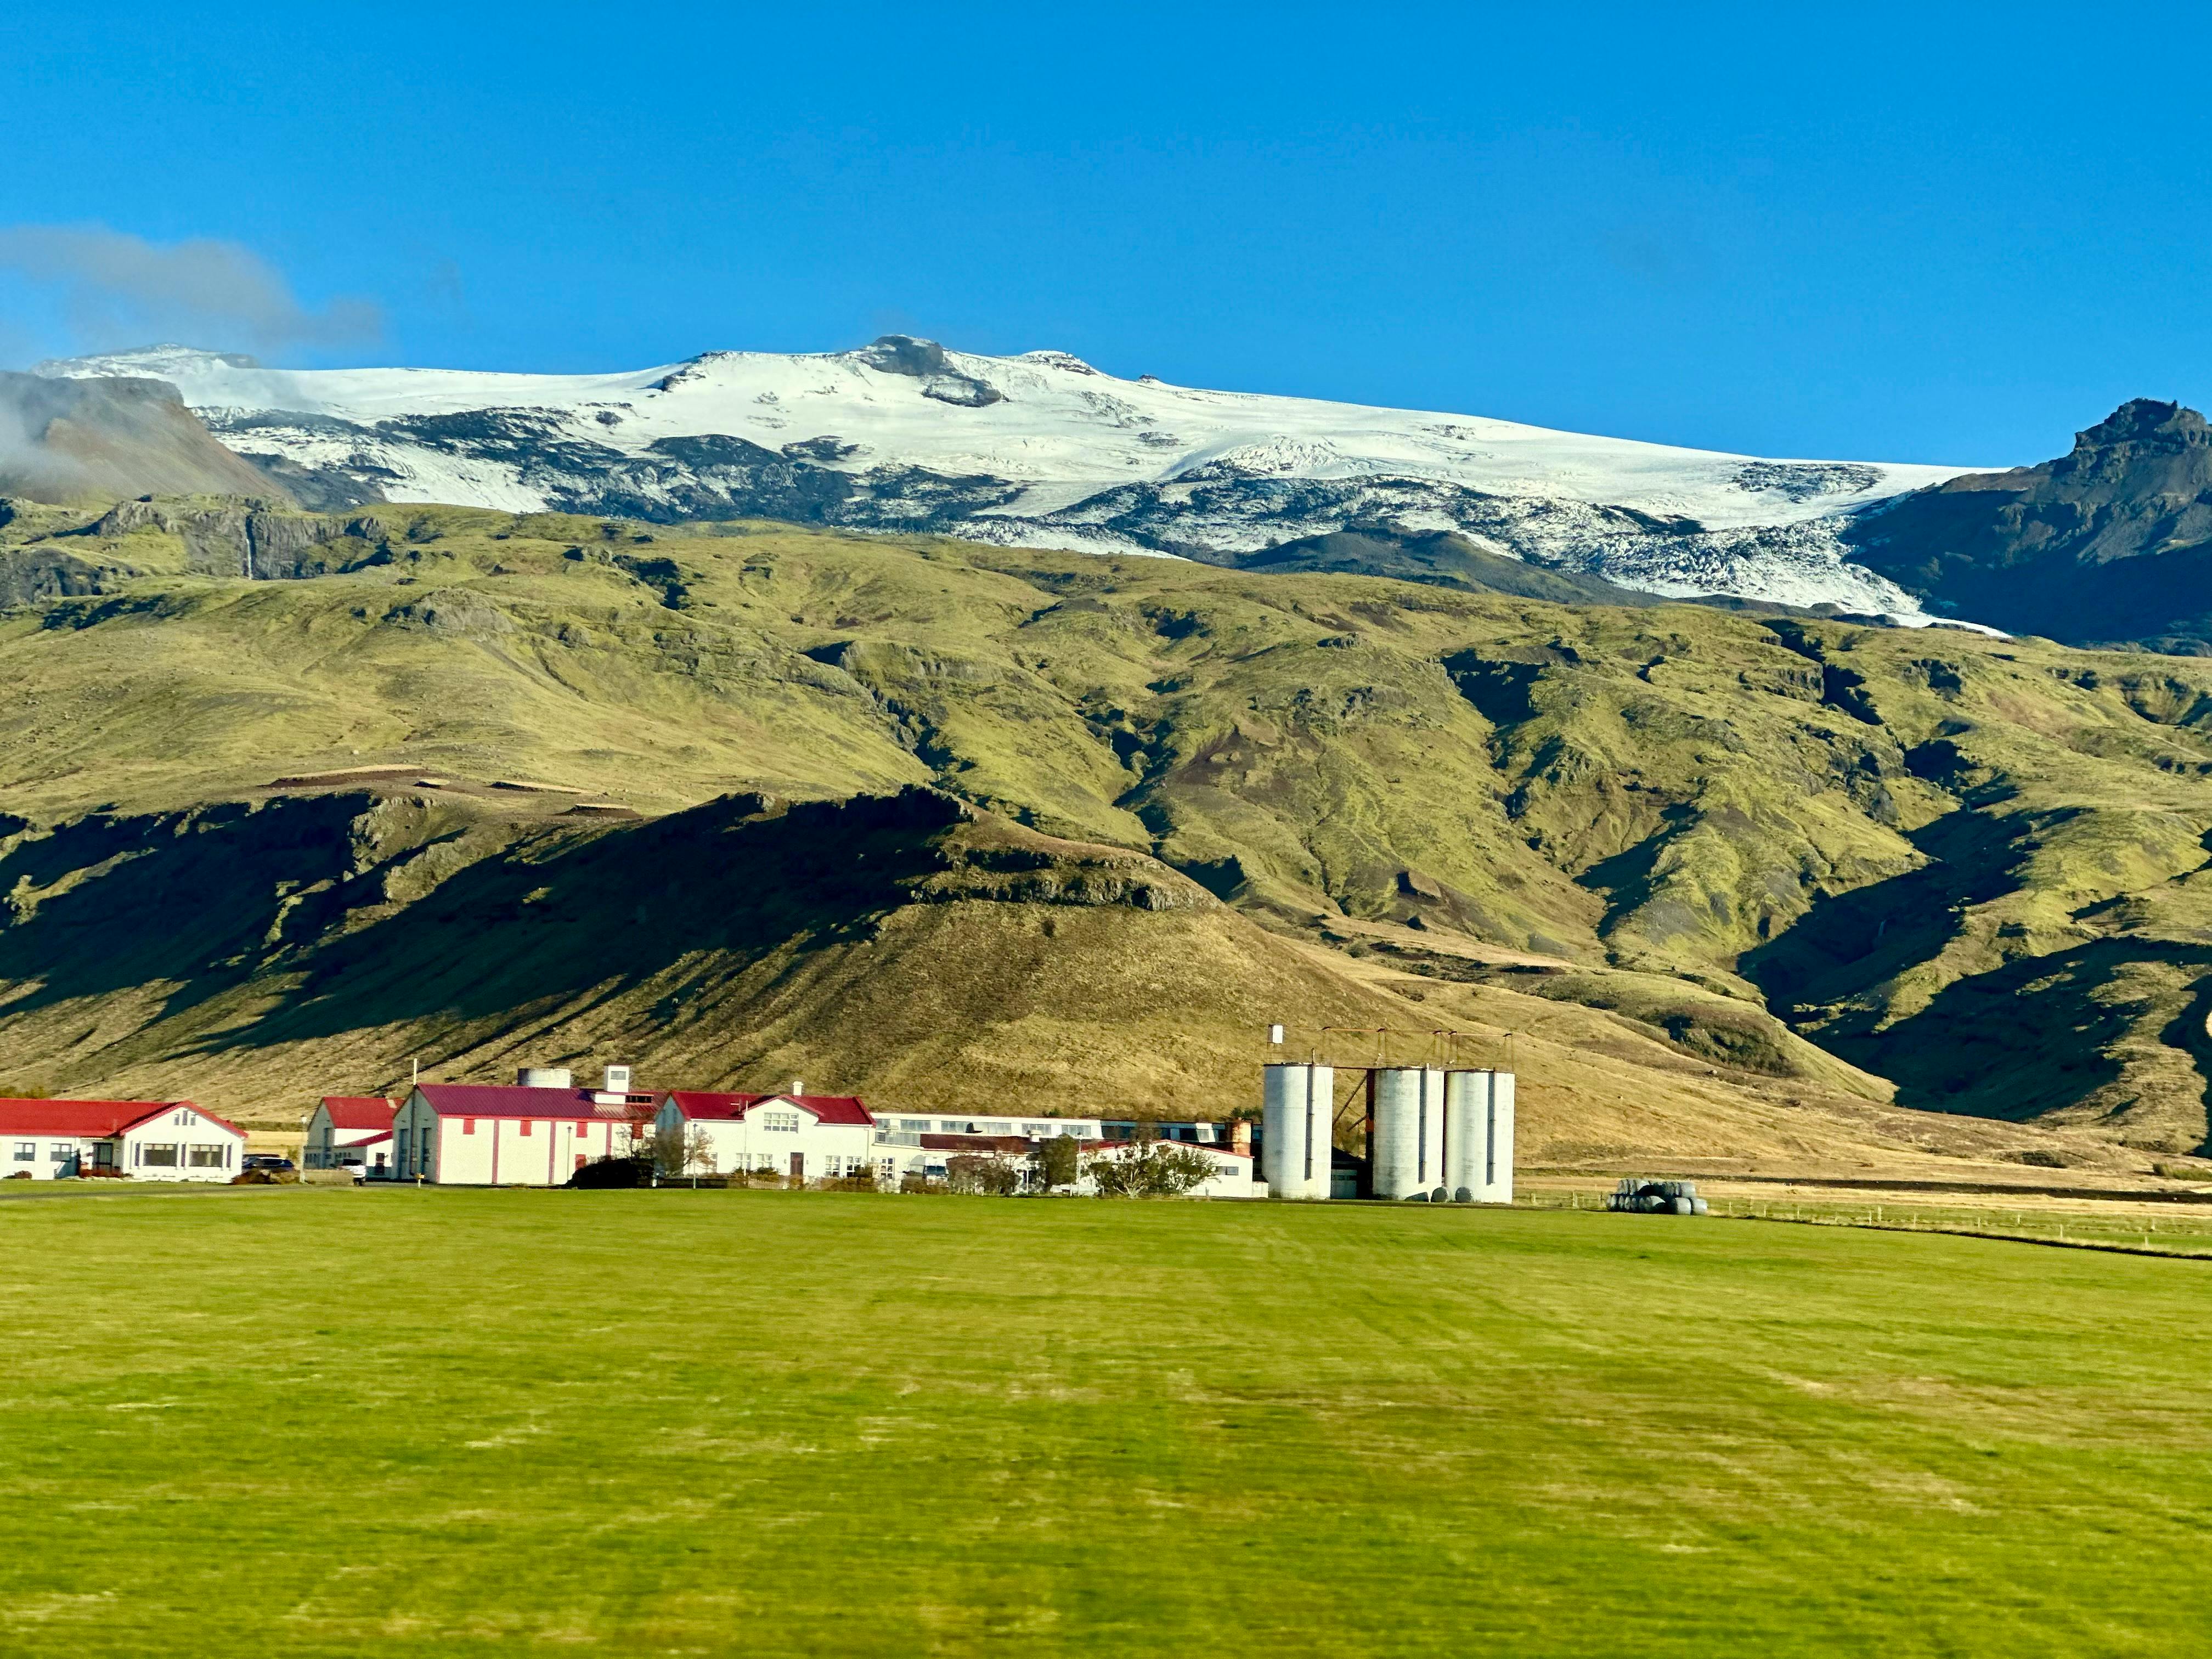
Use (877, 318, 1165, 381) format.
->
(946, 1153, 1022, 1196)
(1086, 1142, 1221, 1199)
(1037, 1134, 1081, 1190)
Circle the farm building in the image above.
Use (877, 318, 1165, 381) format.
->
(303, 1096, 396, 1172)
(873, 1113, 1103, 1143)
(0, 1098, 245, 1182)
(657, 1090, 877, 1182)
(391, 1073, 654, 1185)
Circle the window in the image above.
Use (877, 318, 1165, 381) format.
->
(900, 1118, 930, 1131)
(759, 1110, 800, 1132)
(188, 1144, 226, 1168)
(1022, 1123, 1054, 1136)
(173, 1110, 192, 1126)
(139, 1144, 180, 1167)
(12, 1142, 33, 1161)
(977, 1121, 1012, 1135)
(48, 1143, 72, 1162)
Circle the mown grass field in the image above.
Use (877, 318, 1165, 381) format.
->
(2, 1187, 2207, 1655)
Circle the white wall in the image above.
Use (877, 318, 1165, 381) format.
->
(3, 1134, 102, 1181)
(121, 1108, 242, 1183)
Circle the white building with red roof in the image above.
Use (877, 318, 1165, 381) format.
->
(391, 1070, 655, 1185)
(304, 1096, 396, 1174)
(656, 1087, 877, 1183)
(0, 1098, 246, 1182)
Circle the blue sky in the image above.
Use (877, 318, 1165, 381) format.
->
(1, 2, 2206, 464)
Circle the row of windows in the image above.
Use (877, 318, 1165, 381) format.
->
(136, 1144, 232, 1168)
(14, 1141, 230, 1166)
(892, 1119, 1093, 1136)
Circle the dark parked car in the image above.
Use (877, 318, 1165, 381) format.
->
(240, 1155, 296, 1175)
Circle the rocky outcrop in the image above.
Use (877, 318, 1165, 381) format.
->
(91, 497, 381, 578)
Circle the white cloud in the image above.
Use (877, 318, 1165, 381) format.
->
(0, 223, 381, 357)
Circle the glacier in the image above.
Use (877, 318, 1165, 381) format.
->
(35, 337, 1989, 619)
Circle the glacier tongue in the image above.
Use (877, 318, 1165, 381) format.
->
(34, 337, 1988, 619)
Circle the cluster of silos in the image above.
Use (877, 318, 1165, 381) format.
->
(1261, 1063, 1334, 1200)
(1261, 1062, 1514, 1203)
(1373, 1066, 1514, 1204)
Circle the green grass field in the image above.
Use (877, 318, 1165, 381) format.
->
(3, 1187, 2207, 1655)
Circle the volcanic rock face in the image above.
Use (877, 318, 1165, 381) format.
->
(1843, 400, 2212, 650)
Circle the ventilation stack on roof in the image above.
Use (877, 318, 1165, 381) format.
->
(1261, 1063, 1333, 1200)
(516, 1067, 573, 1089)
(1445, 1069, 1515, 1205)
(1372, 1067, 1446, 1200)
(602, 1064, 632, 1093)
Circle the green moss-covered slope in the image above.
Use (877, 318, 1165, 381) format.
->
(5, 497, 2212, 1152)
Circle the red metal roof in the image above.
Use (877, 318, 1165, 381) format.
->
(319, 1096, 395, 1132)
(664, 1091, 875, 1127)
(411, 1083, 644, 1121)
(0, 1098, 243, 1138)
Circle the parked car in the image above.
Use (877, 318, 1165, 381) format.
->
(240, 1155, 296, 1175)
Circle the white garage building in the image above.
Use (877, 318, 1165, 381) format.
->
(0, 1097, 246, 1181)
(657, 1090, 878, 1182)
(392, 1077, 653, 1185)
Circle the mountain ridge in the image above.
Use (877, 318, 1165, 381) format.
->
(1843, 397, 2212, 651)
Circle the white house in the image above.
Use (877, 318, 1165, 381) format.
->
(303, 1096, 396, 1172)
(391, 1075, 652, 1185)
(658, 1090, 877, 1183)
(0, 1097, 246, 1182)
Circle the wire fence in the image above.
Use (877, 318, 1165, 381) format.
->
(1513, 1189, 2212, 1259)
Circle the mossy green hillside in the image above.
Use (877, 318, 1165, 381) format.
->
(6, 499, 2212, 1147)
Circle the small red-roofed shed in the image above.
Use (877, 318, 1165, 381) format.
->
(304, 1095, 396, 1172)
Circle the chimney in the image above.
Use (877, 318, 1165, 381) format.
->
(517, 1066, 573, 1089)
(790, 1079, 804, 1098)
(1231, 1120, 1252, 1154)
(603, 1064, 633, 1094)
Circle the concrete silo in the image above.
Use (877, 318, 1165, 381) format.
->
(1372, 1067, 1446, 1199)
(1444, 1069, 1516, 1204)
(1261, 1064, 1334, 1200)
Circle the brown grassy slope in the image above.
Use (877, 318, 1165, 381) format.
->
(4, 501, 2212, 1149)
(0, 783, 2108, 1177)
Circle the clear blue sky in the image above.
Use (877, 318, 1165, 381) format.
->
(1, 2, 2206, 465)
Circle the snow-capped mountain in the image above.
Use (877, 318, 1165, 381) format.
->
(35, 338, 1983, 617)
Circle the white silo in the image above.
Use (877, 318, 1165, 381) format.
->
(1480, 1070, 1515, 1204)
(1446, 1070, 1517, 1204)
(1372, 1067, 1446, 1199)
(1261, 1064, 1334, 1200)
